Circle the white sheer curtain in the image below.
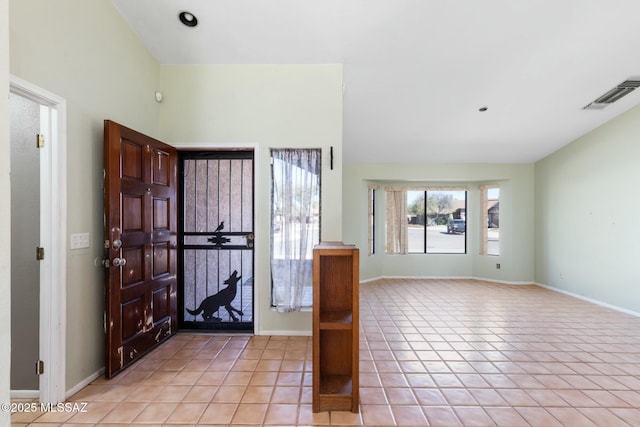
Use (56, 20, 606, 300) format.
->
(367, 184, 378, 256)
(385, 188, 408, 254)
(479, 185, 489, 256)
(270, 149, 321, 312)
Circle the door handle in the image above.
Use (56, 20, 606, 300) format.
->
(112, 257, 127, 267)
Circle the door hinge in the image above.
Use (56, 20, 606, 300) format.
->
(36, 247, 45, 261)
(36, 360, 44, 375)
(36, 133, 45, 148)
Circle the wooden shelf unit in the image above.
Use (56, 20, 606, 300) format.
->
(312, 242, 359, 413)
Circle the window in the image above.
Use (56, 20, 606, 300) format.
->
(480, 185, 500, 256)
(386, 187, 467, 254)
(270, 149, 321, 311)
(368, 185, 376, 255)
(407, 190, 467, 254)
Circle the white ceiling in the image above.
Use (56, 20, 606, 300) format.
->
(112, 0, 640, 163)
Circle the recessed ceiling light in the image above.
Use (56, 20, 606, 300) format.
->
(178, 11, 198, 27)
(479, 106, 488, 112)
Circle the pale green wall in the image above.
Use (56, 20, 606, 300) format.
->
(343, 163, 535, 283)
(535, 103, 640, 313)
(1, 0, 11, 420)
(10, 0, 162, 391)
(159, 65, 344, 334)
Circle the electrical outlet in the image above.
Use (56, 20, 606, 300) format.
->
(496, 263, 501, 269)
(559, 271, 564, 278)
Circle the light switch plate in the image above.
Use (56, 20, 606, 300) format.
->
(70, 232, 90, 250)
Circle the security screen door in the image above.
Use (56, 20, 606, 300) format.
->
(179, 151, 254, 332)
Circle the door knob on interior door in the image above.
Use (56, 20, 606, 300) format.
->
(112, 257, 127, 267)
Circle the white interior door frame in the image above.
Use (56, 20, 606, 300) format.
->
(10, 75, 67, 404)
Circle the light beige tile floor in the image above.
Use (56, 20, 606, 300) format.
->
(11, 278, 640, 426)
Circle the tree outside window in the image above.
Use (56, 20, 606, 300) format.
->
(407, 190, 467, 254)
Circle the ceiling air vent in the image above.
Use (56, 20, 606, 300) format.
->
(584, 78, 640, 110)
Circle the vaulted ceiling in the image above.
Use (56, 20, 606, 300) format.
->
(112, 0, 640, 163)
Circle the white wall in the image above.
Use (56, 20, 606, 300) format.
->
(535, 103, 640, 313)
(10, 0, 161, 391)
(343, 163, 536, 283)
(159, 64, 344, 334)
(1, 0, 12, 422)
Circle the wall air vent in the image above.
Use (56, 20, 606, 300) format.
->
(583, 79, 640, 110)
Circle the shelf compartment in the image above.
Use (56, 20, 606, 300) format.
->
(318, 329, 352, 374)
(319, 374, 352, 395)
(317, 376, 355, 412)
(318, 255, 353, 314)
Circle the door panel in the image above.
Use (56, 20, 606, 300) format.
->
(103, 120, 177, 378)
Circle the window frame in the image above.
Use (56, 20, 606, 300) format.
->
(368, 184, 377, 255)
(407, 189, 468, 255)
(269, 148, 321, 310)
(480, 184, 500, 256)
(386, 186, 469, 255)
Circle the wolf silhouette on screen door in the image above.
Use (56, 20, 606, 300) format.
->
(187, 270, 244, 322)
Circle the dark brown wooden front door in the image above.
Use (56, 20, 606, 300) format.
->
(103, 120, 177, 378)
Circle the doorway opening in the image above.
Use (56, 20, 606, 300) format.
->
(10, 90, 41, 396)
(178, 151, 255, 333)
(9, 76, 67, 404)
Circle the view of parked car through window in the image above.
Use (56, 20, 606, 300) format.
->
(447, 219, 466, 234)
(407, 190, 467, 254)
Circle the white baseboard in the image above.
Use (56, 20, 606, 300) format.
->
(360, 275, 534, 286)
(10, 390, 39, 399)
(383, 275, 474, 280)
(361, 275, 473, 283)
(65, 368, 104, 400)
(535, 282, 640, 318)
(471, 277, 534, 286)
(257, 330, 312, 337)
